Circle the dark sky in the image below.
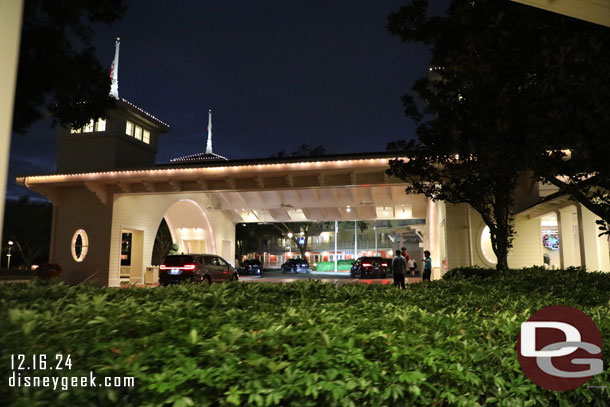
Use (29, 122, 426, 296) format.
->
(8, 0, 450, 199)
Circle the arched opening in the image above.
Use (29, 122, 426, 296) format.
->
(161, 199, 216, 255)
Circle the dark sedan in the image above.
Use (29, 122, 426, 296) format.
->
(350, 256, 388, 278)
(237, 259, 263, 276)
(281, 258, 311, 274)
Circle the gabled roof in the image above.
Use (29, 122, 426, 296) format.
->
(119, 98, 170, 130)
(170, 152, 228, 163)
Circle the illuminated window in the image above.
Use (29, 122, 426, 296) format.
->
(96, 118, 106, 132)
(143, 130, 150, 144)
(479, 226, 497, 265)
(83, 119, 94, 133)
(70, 127, 81, 134)
(134, 126, 142, 140)
(71, 229, 89, 262)
(126, 121, 133, 136)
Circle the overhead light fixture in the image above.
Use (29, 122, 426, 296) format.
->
(346, 205, 351, 213)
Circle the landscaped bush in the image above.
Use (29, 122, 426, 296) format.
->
(442, 266, 500, 280)
(1, 269, 609, 406)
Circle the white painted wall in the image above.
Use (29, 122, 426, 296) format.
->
(108, 192, 235, 287)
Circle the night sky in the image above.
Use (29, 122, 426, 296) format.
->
(8, 0, 450, 200)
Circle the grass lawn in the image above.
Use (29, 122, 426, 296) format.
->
(1, 268, 609, 406)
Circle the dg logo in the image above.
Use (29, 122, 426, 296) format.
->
(516, 305, 604, 391)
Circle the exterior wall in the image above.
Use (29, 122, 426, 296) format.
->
(57, 130, 157, 173)
(508, 216, 543, 268)
(50, 187, 114, 285)
(108, 192, 235, 287)
(467, 209, 543, 269)
(57, 133, 119, 173)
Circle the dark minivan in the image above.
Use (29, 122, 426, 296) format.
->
(159, 254, 237, 285)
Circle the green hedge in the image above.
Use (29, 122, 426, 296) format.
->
(314, 260, 354, 271)
(1, 268, 609, 406)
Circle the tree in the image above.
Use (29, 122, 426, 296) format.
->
(151, 219, 174, 265)
(520, 18, 610, 235)
(385, 0, 610, 269)
(2, 197, 52, 269)
(235, 223, 281, 263)
(13, 0, 127, 133)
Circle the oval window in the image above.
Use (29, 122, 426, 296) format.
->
(479, 226, 497, 265)
(71, 229, 89, 262)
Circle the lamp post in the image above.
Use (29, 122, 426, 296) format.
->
(374, 224, 378, 256)
(287, 232, 293, 260)
(7, 240, 13, 270)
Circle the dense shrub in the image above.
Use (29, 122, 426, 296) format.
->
(1, 269, 609, 406)
(442, 266, 500, 280)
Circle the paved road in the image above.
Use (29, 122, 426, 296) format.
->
(239, 270, 422, 285)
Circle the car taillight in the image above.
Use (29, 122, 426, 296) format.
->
(362, 263, 372, 267)
(160, 264, 196, 270)
(382, 263, 388, 267)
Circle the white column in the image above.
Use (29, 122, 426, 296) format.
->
(354, 221, 357, 258)
(374, 223, 378, 256)
(556, 206, 578, 268)
(0, 0, 24, 250)
(426, 199, 441, 276)
(577, 204, 610, 272)
(334, 221, 338, 271)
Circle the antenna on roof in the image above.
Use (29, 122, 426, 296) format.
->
(205, 109, 213, 154)
(109, 37, 120, 99)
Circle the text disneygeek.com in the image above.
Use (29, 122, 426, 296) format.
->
(8, 354, 134, 391)
(9, 371, 135, 391)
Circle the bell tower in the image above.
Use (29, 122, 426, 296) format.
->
(56, 38, 170, 174)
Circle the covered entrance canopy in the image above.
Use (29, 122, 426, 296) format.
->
(18, 153, 438, 286)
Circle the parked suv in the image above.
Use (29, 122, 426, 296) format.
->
(159, 254, 237, 285)
(237, 259, 263, 276)
(281, 258, 311, 274)
(350, 256, 388, 278)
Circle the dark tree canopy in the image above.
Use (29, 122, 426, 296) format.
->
(386, 0, 610, 269)
(2, 196, 52, 269)
(13, 0, 127, 133)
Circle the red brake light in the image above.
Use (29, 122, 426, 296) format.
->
(362, 263, 372, 267)
(382, 263, 388, 267)
(160, 264, 196, 270)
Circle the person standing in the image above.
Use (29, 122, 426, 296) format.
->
(422, 250, 432, 281)
(392, 248, 407, 289)
(407, 257, 416, 277)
